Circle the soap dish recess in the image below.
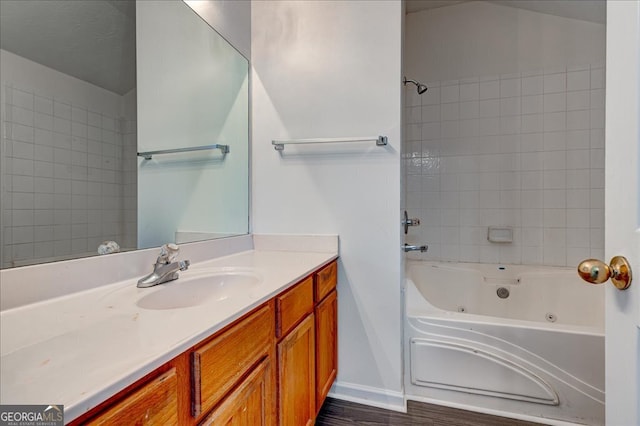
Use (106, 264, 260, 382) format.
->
(487, 226, 513, 243)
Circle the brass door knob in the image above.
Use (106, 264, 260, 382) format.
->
(577, 256, 632, 290)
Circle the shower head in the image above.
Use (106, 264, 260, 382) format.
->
(403, 77, 428, 94)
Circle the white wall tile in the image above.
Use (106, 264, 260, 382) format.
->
(34, 112, 53, 130)
(404, 65, 604, 267)
(590, 128, 605, 149)
(72, 107, 88, 124)
(590, 108, 605, 129)
(422, 87, 440, 105)
(566, 130, 590, 150)
(521, 114, 543, 133)
(543, 170, 566, 189)
(500, 97, 520, 116)
(421, 105, 440, 123)
(53, 117, 71, 135)
(459, 82, 479, 101)
(590, 67, 605, 89)
(441, 84, 460, 103)
(543, 131, 566, 151)
(11, 88, 34, 110)
(567, 189, 590, 208)
(12, 123, 34, 143)
(479, 80, 499, 100)
(500, 79, 520, 98)
(12, 106, 34, 126)
(11, 140, 34, 159)
(522, 75, 543, 95)
(422, 122, 440, 140)
(566, 149, 590, 169)
(522, 95, 543, 114)
(53, 101, 71, 120)
(499, 116, 520, 134)
(35, 96, 53, 115)
(567, 70, 590, 91)
(520, 133, 544, 152)
(543, 73, 566, 93)
(441, 103, 459, 121)
(567, 91, 590, 111)
(543, 112, 566, 132)
(567, 110, 590, 130)
(543, 93, 566, 112)
(478, 117, 499, 136)
(590, 89, 605, 109)
(460, 101, 479, 119)
(567, 209, 591, 228)
(590, 148, 605, 169)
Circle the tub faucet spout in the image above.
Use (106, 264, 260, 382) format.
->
(137, 243, 190, 288)
(403, 244, 428, 253)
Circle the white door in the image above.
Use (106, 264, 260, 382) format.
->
(604, 2, 640, 425)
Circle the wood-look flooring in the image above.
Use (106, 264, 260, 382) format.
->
(316, 398, 546, 426)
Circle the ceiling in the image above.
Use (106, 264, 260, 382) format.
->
(0, 0, 136, 95)
(405, 0, 606, 24)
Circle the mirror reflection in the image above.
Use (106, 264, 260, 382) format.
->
(137, 1, 249, 249)
(0, 0, 249, 268)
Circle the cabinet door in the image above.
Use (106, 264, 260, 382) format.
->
(200, 357, 274, 426)
(277, 314, 315, 426)
(315, 289, 337, 411)
(86, 368, 177, 425)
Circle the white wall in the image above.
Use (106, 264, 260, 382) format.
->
(403, 2, 606, 267)
(0, 49, 136, 268)
(185, 0, 251, 59)
(251, 0, 404, 408)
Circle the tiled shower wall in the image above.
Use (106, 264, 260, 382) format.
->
(1, 83, 137, 268)
(403, 65, 605, 267)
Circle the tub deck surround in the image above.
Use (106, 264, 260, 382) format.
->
(404, 260, 605, 426)
(0, 234, 338, 423)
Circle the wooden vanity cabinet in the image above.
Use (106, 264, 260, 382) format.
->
(275, 260, 338, 425)
(72, 259, 338, 426)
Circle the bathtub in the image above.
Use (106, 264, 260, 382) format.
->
(404, 260, 604, 426)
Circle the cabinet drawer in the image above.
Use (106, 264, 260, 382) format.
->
(276, 276, 313, 338)
(87, 368, 177, 425)
(192, 302, 274, 418)
(315, 261, 337, 302)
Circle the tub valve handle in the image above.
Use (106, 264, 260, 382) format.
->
(577, 256, 632, 290)
(402, 211, 421, 234)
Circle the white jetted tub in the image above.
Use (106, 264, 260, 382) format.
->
(405, 260, 604, 425)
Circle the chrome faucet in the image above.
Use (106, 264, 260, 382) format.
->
(403, 244, 428, 253)
(137, 243, 190, 288)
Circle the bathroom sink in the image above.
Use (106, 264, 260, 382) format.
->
(136, 270, 262, 310)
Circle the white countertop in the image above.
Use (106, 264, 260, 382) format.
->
(0, 247, 337, 422)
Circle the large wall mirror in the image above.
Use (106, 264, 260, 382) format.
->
(0, 0, 249, 269)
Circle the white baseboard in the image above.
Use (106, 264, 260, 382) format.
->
(327, 381, 407, 413)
